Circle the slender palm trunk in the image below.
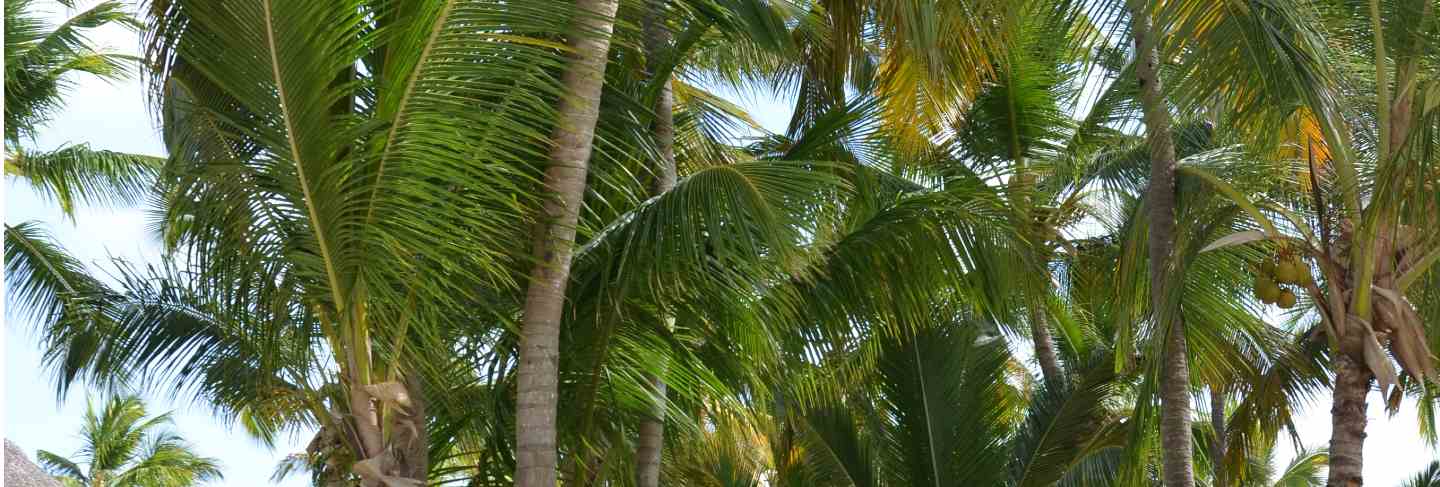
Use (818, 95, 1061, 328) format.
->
(1030, 308, 1064, 385)
(643, 0, 678, 196)
(514, 1, 621, 485)
(1327, 342, 1372, 487)
(636, 3, 676, 486)
(635, 378, 667, 487)
(1210, 388, 1227, 487)
(1127, 5, 1194, 487)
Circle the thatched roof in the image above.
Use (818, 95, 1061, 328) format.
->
(5, 440, 62, 487)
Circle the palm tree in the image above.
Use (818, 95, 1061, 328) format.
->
(1121, 6, 1193, 484)
(36, 395, 221, 487)
(5, 0, 159, 216)
(1036, 2, 1340, 485)
(4, 0, 163, 344)
(513, 0, 623, 485)
(634, 2, 678, 485)
(106, 1, 614, 484)
(1170, 1, 1440, 483)
(1300, 3, 1440, 484)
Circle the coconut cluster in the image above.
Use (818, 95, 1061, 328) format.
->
(1253, 252, 1311, 309)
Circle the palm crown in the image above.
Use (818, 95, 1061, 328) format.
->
(37, 395, 222, 487)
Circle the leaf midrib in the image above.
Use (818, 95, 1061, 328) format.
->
(260, 0, 345, 312)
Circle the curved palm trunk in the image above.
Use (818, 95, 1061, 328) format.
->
(636, 3, 676, 486)
(514, 1, 621, 486)
(1127, 5, 1195, 487)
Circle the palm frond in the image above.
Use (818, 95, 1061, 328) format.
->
(7, 145, 162, 217)
(3, 222, 113, 364)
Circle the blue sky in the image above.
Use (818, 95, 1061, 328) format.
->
(4, 2, 1437, 486)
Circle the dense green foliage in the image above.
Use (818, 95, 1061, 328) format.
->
(5, 0, 1440, 486)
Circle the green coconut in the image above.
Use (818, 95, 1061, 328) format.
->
(1275, 259, 1305, 284)
(1255, 277, 1281, 304)
(1277, 290, 1297, 309)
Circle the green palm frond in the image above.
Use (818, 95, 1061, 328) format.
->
(40, 260, 320, 438)
(1155, 0, 1341, 144)
(6, 144, 162, 217)
(5, 0, 141, 143)
(1009, 365, 1125, 487)
(1402, 461, 1440, 487)
(791, 398, 880, 487)
(37, 449, 88, 484)
(37, 395, 220, 487)
(875, 320, 1017, 487)
(110, 431, 222, 487)
(3, 222, 112, 348)
(1266, 447, 1326, 487)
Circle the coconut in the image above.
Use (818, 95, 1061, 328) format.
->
(1277, 290, 1297, 309)
(1255, 277, 1281, 303)
(1259, 260, 1277, 277)
(1275, 260, 1303, 283)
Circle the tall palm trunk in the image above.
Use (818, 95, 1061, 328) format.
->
(635, 378, 667, 487)
(514, 1, 621, 486)
(1211, 388, 1228, 487)
(1327, 340, 1371, 487)
(636, 3, 676, 486)
(1127, 4, 1194, 487)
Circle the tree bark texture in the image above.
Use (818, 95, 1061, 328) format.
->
(1030, 308, 1064, 386)
(514, 1, 621, 486)
(1210, 388, 1228, 487)
(1327, 349, 1372, 487)
(1127, 4, 1195, 487)
(636, 3, 675, 485)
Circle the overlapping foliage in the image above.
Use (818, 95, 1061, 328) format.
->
(6, 0, 1440, 486)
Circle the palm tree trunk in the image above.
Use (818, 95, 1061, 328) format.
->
(635, 377, 667, 487)
(1327, 346, 1372, 487)
(1030, 308, 1064, 385)
(644, 0, 677, 197)
(514, 1, 621, 486)
(1127, 4, 1194, 487)
(636, 4, 676, 486)
(1211, 388, 1227, 487)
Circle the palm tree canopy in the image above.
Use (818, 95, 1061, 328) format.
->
(35, 395, 221, 487)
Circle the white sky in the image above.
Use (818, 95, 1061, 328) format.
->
(2, 2, 1435, 487)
